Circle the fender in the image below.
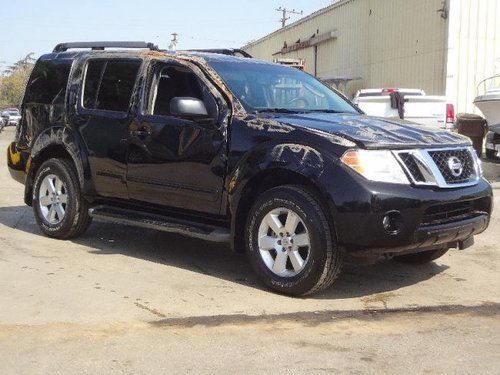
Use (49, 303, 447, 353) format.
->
(25, 126, 94, 204)
(228, 142, 326, 203)
(225, 141, 331, 251)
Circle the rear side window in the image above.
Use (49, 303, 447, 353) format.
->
(83, 59, 141, 112)
(83, 60, 105, 108)
(24, 60, 72, 104)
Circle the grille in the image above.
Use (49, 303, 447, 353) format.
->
(422, 200, 475, 225)
(399, 153, 425, 182)
(428, 149, 474, 184)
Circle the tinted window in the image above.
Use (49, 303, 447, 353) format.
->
(83, 60, 105, 109)
(25, 60, 72, 104)
(144, 64, 218, 119)
(150, 66, 202, 116)
(358, 92, 384, 97)
(83, 60, 141, 112)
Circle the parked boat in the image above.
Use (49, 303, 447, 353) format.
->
(474, 74, 500, 126)
(474, 74, 500, 159)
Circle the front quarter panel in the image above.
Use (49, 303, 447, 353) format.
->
(225, 114, 349, 217)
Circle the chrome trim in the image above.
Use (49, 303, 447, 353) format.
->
(392, 146, 480, 189)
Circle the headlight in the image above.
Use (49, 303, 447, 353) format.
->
(470, 148, 483, 178)
(341, 149, 410, 184)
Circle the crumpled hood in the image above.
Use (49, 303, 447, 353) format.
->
(261, 112, 470, 149)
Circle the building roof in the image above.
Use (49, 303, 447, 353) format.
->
(243, 0, 355, 49)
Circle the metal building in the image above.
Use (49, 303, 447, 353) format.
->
(243, 0, 500, 113)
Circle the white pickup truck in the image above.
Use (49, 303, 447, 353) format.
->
(352, 88, 455, 130)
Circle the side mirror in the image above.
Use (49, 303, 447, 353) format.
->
(170, 97, 209, 119)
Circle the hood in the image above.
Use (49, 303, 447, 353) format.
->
(260, 112, 470, 149)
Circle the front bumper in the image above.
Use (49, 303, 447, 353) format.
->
(322, 165, 493, 258)
(347, 213, 489, 260)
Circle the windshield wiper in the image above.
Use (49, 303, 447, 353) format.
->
(255, 108, 302, 114)
(306, 109, 350, 114)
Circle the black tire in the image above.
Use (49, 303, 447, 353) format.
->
(32, 158, 92, 239)
(485, 149, 496, 160)
(246, 185, 343, 296)
(393, 248, 449, 264)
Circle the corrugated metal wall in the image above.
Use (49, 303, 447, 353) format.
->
(244, 0, 448, 98)
(446, 0, 500, 114)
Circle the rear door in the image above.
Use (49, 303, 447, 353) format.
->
(74, 58, 142, 199)
(125, 60, 228, 214)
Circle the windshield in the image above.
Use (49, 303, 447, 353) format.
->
(208, 60, 359, 114)
(8, 111, 19, 115)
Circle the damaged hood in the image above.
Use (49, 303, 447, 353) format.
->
(261, 112, 470, 149)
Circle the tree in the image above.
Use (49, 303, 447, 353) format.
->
(0, 53, 35, 108)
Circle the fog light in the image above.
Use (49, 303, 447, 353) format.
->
(382, 211, 402, 235)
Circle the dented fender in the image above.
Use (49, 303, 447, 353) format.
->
(226, 140, 330, 210)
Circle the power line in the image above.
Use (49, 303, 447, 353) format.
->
(276, 7, 303, 28)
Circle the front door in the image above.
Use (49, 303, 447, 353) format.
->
(126, 61, 228, 214)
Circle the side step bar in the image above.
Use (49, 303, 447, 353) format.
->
(88, 205, 230, 243)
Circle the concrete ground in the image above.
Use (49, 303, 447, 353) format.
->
(0, 126, 499, 374)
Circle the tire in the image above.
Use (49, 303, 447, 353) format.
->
(32, 158, 92, 239)
(246, 185, 343, 296)
(485, 149, 496, 160)
(393, 248, 449, 264)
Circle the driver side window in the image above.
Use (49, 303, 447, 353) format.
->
(145, 63, 217, 118)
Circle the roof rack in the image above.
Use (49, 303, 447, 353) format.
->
(186, 49, 253, 58)
(53, 41, 159, 53)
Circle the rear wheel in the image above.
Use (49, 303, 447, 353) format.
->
(32, 158, 92, 239)
(246, 185, 343, 296)
(393, 248, 449, 264)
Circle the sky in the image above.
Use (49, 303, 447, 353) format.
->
(0, 0, 331, 70)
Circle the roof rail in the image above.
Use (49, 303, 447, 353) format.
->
(53, 41, 159, 53)
(186, 48, 253, 58)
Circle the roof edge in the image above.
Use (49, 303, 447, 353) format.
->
(243, 0, 355, 49)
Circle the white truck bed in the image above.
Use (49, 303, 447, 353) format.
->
(352, 89, 453, 130)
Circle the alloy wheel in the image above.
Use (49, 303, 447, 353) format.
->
(38, 174, 68, 225)
(257, 207, 311, 277)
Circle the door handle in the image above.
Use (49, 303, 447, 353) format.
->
(130, 126, 152, 138)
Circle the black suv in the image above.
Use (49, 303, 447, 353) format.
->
(7, 42, 493, 296)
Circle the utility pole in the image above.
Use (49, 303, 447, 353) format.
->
(169, 33, 179, 51)
(276, 7, 303, 28)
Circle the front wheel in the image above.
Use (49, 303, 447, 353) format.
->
(246, 185, 343, 296)
(32, 158, 92, 239)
